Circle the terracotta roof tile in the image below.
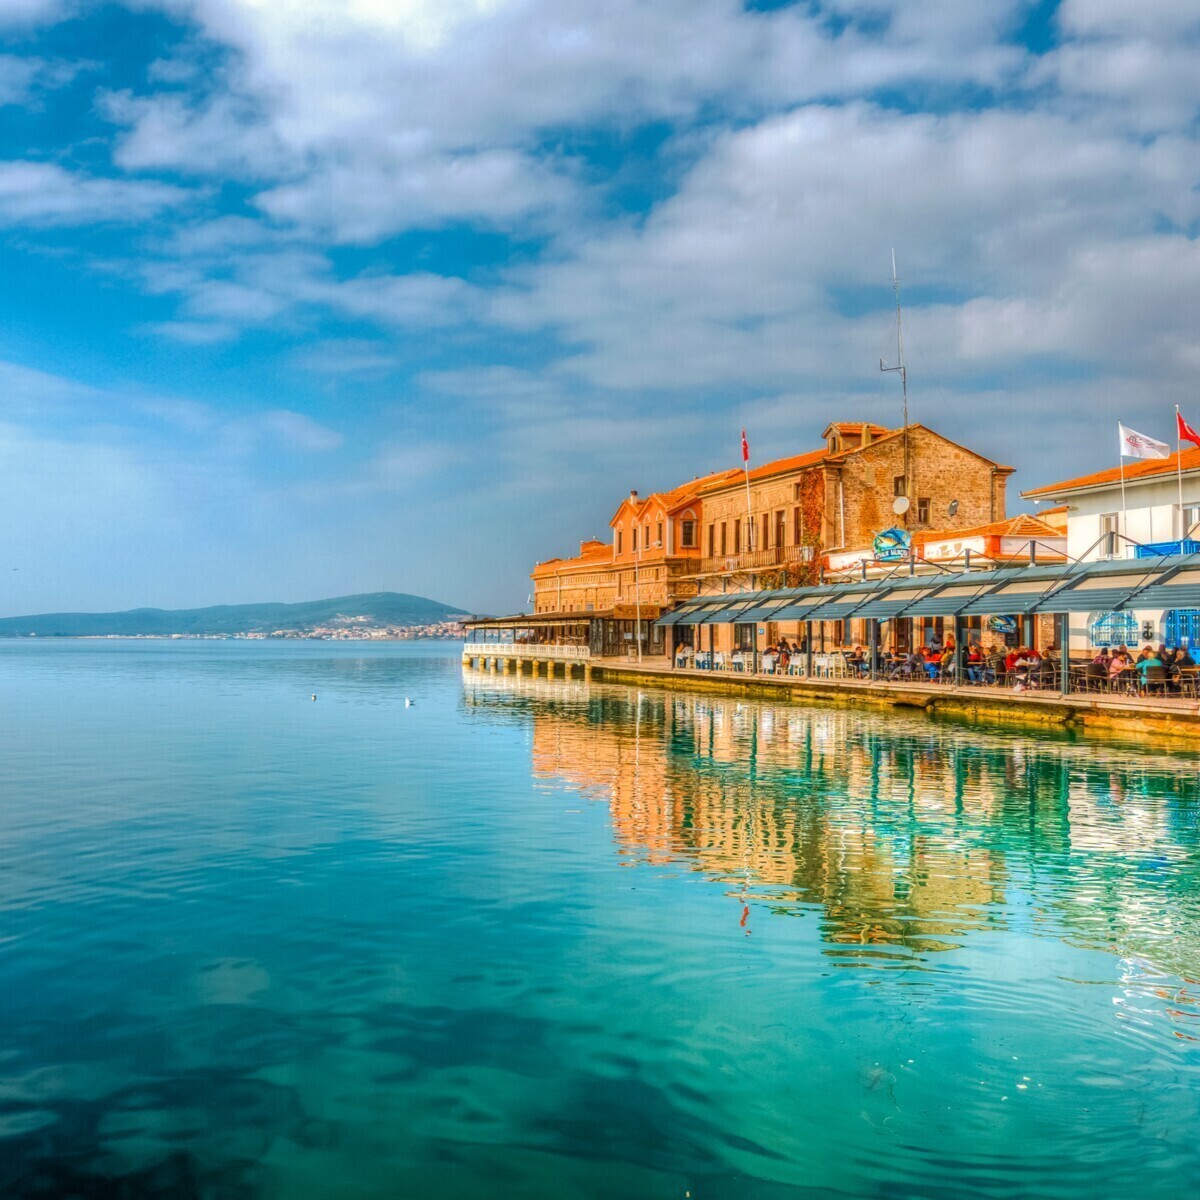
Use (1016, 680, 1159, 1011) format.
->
(913, 514, 1063, 544)
(1023, 448, 1200, 497)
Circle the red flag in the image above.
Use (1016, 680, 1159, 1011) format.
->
(741, 428, 749, 464)
(1178, 410, 1200, 451)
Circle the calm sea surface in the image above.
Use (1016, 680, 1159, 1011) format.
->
(1, 640, 1199, 1199)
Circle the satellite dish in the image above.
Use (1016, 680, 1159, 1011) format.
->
(948, 499, 959, 517)
(892, 496, 911, 516)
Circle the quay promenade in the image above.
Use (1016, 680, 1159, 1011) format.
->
(462, 645, 1200, 741)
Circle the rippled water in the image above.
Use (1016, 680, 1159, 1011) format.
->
(1, 640, 1199, 1198)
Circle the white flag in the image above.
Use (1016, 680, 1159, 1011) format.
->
(1118, 423, 1169, 460)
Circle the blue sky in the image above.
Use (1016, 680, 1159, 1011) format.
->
(1, 0, 1198, 616)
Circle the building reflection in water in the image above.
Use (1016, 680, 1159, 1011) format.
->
(462, 669, 1200, 1010)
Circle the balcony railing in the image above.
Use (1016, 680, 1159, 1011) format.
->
(464, 642, 590, 660)
(691, 543, 815, 576)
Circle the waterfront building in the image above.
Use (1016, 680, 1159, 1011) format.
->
(1022, 448, 1200, 649)
(688, 422, 1012, 596)
(509, 419, 1014, 664)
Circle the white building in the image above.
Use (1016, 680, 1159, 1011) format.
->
(1023, 449, 1200, 649)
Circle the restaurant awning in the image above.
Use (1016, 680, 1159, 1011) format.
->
(800, 587, 881, 620)
(853, 585, 931, 621)
(697, 598, 761, 624)
(464, 610, 609, 628)
(1031, 557, 1192, 614)
(735, 594, 814, 623)
(897, 575, 997, 618)
(1131, 565, 1200, 610)
(957, 567, 1068, 616)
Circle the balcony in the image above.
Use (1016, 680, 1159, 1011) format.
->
(690, 543, 815, 577)
(463, 642, 590, 660)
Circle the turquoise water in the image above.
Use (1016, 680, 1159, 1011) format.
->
(1, 640, 1199, 1199)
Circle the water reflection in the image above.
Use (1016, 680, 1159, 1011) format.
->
(2, 642, 1198, 1199)
(463, 670, 1200, 982)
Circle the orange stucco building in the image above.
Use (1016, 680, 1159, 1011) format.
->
(519, 419, 1013, 659)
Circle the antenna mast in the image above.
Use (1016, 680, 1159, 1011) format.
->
(880, 249, 911, 526)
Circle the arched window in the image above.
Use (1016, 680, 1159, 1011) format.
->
(1089, 611, 1137, 647)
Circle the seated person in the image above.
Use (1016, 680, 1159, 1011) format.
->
(939, 644, 956, 679)
(1135, 646, 1163, 679)
(1108, 648, 1134, 683)
(965, 642, 984, 683)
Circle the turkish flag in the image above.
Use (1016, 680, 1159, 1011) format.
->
(1178, 410, 1200, 451)
(741, 429, 749, 463)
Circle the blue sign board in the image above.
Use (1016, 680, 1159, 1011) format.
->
(872, 527, 911, 562)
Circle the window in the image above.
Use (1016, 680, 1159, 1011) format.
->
(762, 513, 770, 549)
(681, 519, 696, 548)
(916, 497, 930, 524)
(793, 505, 803, 545)
(644, 524, 650, 549)
(893, 474, 907, 498)
(720, 522, 728, 556)
(616, 531, 623, 554)
(1100, 512, 1119, 557)
(656, 521, 663, 546)
(734, 623, 755, 650)
(632, 527, 638, 552)
(775, 510, 786, 548)
(733, 518, 741, 553)
(708, 524, 715, 556)
(1090, 610, 1137, 647)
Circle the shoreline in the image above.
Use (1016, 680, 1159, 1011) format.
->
(579, 660, 1200, 743)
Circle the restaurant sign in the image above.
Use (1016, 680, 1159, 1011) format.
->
(872, 527, 911, 562)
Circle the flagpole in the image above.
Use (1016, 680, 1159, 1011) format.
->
(741, 430, 754, 556)
(1118, 422, 1127, 549)
(744, 464, 754, 555)
(1177, 405, 1185, 538)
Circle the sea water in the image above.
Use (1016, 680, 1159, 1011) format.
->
(1, 639, 1198, 1198)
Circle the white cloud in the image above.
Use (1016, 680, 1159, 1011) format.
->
(0, 161, 191, 226)
(1057, 0, 1200, 37)
(253, 408, 342, 452)
(101, 0, 1036, 246)
(488, 102, 1200, 392)
(0, 0, 69, 28)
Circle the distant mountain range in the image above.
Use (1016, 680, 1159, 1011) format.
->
(0, 592, 472, 637)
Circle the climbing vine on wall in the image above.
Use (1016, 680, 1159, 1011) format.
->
(759, 472, 825, 589)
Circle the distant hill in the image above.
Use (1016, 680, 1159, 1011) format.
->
(0, 592, 472, 637)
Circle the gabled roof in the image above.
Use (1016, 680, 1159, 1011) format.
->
(531, 540, 613, 578)
(1022, 447, 1200, 498)
(609, 467, 742, 525)
(915, 514, 1064, 545)
(697, 423, 1013, 494)
(822, 421, 890, 437)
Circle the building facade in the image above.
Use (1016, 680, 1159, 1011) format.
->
(1022, 448, 1200, 649)
(515, 419, 1013, 662)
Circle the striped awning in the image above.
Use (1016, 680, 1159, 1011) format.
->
(799, 588, 879, 620)
(854, 586, 931, 621)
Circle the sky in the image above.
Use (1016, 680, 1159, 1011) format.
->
(1, 0, 1198, 616)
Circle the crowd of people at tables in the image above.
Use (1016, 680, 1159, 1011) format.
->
(749, 635, 1197, 693)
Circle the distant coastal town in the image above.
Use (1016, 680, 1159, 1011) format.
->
(73, 620, 469, 641)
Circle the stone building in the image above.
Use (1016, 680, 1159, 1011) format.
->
(690, 422, 1013, 595)
(521, 419, 1013, 660)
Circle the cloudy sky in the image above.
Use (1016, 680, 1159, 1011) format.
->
(1, 0, 1198, 615)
